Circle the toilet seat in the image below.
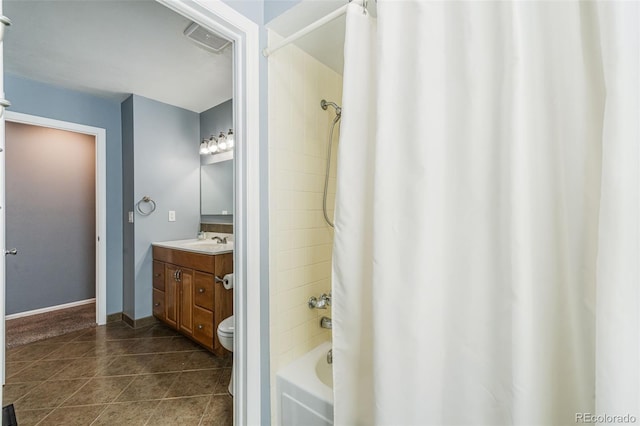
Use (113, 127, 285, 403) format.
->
(218, 315, 234, 337)
(216, 314, 235, 396)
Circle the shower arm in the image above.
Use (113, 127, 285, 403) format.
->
(321, 99, 341, 116)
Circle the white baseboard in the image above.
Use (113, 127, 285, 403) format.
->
(5, 298, 96, 321)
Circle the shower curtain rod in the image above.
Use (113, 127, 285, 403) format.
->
(262, 3, 350, 57)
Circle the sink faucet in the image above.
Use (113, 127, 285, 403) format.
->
(327, 349, 333, 364)
(211, 236, 228, 244)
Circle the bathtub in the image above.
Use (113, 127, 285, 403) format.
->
(276, 341, 334, 426)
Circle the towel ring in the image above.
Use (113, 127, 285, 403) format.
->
(0, 99, 10, 118)
(0, 15, 11, 43)
(135, 196, 156, 216)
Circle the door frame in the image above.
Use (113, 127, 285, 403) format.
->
(4, 111, 107, 326)
(155, 1, 263, 424)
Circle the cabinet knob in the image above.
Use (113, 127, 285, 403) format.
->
(198, 324, 204, 330)
(154, 273, 161, 277)
(154, 303, 160, 307)
(198, 288, 205, 294)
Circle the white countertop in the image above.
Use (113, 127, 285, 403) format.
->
(152, 238, 234, 255)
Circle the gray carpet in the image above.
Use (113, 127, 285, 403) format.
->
(6, 302, 96, 348)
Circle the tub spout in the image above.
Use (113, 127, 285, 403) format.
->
(320, 316, 332, 329)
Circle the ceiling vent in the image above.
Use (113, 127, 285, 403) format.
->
(184, 22, 231, 54)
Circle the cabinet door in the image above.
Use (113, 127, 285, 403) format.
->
(152, 261, 165, 291)
(193, 305, 214, 350)
(178, 268, 194, 336)
(194, 271, 214, 311)
(152, 289, 165, 320)
(165, 264, 178, 329)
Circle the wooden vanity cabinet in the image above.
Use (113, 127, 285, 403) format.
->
(177, 267, 195, 336)
(152, 246, 233, 357)
(152, 261, 166, 321)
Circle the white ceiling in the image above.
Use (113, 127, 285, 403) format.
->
(266, 0, 377, 76)
(4, 0, 233, 113)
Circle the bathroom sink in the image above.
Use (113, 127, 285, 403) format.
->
(152, 239, 233, 255)
(182, 240, 234, 251)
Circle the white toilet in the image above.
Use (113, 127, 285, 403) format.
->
(217, 315, 234, 395)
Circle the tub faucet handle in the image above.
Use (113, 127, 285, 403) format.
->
(322, 293, 331, 307)
(308, 292, 331, 309)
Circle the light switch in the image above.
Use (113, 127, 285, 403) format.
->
(168, 210, 176, 222)
(128, 211, 134, 223)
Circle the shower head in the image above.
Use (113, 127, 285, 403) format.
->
(321, 99, 341, 116)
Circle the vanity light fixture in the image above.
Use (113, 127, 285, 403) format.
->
(199, 129, 235, 155)
(207, 135, 219, 153)
(217, 131, 228, 150)
(199, 139, 210, 155)
(226, 129, 234, 148)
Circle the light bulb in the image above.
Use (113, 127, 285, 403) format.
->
(217, 132, 227, 150)
(208, 136, 219, 153)
(199, 140, 210, 155)
(226, 129, 234, 148)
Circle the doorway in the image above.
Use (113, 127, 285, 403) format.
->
(5, 121, 95, 345)
(4, 112, 107, 340)
(0, 0, 263, 422)
(156, 2, 264, 423)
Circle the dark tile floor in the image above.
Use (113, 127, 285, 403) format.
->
(3, 321, 233, 426)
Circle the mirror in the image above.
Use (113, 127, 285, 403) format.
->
(201, 157, 233, 215)
(200, 99, 234, 217)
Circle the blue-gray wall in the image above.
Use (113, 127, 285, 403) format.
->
(122, 95, 200, 319)
(264, 0, 302, 23)
(200, 99, 233, 142)
(223, 0, 263, 24)
(121, 96, 135, 320)
(5, 73, 123, 315)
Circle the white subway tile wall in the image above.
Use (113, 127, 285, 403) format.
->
(267, 30, 342, 417)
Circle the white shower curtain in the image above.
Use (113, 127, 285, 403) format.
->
(332, 1, 639, 425)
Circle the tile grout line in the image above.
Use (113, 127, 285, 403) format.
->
(9, 347, 97, 407)
(8, 322, 231, 425)
(141, 399, 164, 426)
(11, 328, 126, 423)
(109, 371, 141, 405)
(35, 403, 110, 426)
(198, 394, 215, 426)
(60, 374, 138, 408)
(87, 376, 152, 426)
(160, 370, 184, 400)
(4, 360, 35, 379)
(31, 376, 96, 426)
